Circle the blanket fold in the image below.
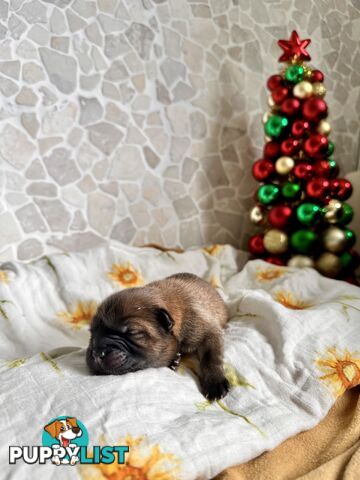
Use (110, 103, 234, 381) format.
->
(218, 387, 360, 480)
(0, 242, 359, 480)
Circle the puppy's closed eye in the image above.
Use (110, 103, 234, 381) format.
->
(128, 330, 148, 341)
(156, 308, 174, 332)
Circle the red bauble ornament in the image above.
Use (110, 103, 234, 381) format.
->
(268, 205, 293, 229)
(252, 159, 275, 181)
(302, 97, 328, 122)
(330, 178, 353, 200)
(294, 163, 313, 180)
(280, 98, 301, 116)
(311, 70, 324, 83)
(267, 75, 283, 91)
(278, 30, 311, 62)
(313, 160, 331, 178)
(291, 119, 310, 138)
(265, 256, 285, 266)
(306, 177, 330, 200)
(304, 134, 328, 158)
(272, 86, 290, 104)
(281, 138, 300, 156)
(264, 141, 281, 160)
(248, 234, 266, 255)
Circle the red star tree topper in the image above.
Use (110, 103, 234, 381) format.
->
(278, 30, 311, 62)
(248, 31, 359, 282)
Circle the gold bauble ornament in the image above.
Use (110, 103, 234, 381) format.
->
(288, 255, 314, 268)
(303, 67, 313, 79)
(268, 95, 276, 108)
(297, 150, 305, 160)
(318, 119, 331, 136)
(322, 227, 347, 253)
(315, 252, 341, 278)
(250, 205, 265, 225)
(263, 229, 288, 254)
(299, 191, 307, 202)
(275, 156, 295, 175)
(262, 111, 273, 124)
(293, 80, 313, 99)
(312, 82, 326, 97)
(324, 199, 342, 224)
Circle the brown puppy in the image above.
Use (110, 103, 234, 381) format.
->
(87, 273, 230, 401)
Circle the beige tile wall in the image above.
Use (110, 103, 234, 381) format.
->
(0, 0, 359, 261)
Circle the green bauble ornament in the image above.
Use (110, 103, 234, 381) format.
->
(338, 203, 353, 225)
(344, 228, 356, 248)
(328, 159, 338, 175)
(340, 251, 353, 269)
(297, 203, 321, 226)
(257, 184, 280, 205)
(282, 182, 301, 199)
(285, 64, 304, 83)
(326, 141, 335, 157)
(291, 230, 318, 254)
(264, 115, 288, 138)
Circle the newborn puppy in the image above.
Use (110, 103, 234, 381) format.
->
(87, 273, 230, 401)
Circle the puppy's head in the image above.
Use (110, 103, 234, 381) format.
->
(44, 417, 81, 440)
(86, 287, 179, 375)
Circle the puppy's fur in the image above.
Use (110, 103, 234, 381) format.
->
(87, 273, 230, 400)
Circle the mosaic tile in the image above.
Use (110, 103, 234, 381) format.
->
(0, 0, 358, 261)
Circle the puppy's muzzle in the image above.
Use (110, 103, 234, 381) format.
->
(92, 348, 127, 367)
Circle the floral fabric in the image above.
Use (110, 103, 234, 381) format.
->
(0, 242, 359, 480)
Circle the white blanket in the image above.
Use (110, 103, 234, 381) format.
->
(1, 242, 360, 480)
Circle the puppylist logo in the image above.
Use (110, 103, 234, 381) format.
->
(9, 416, 129, 466)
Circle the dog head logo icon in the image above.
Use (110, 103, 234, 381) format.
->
(43, 416, 88, 465)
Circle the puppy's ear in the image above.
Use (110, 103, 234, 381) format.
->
(156, 308, 174, 332)
(44, 420, 60, 438)
(66, 417, 78, 428)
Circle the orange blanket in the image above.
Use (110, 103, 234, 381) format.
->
(217, 387, 360, 480)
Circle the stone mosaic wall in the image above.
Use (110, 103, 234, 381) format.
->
(0, 0, 359, 261)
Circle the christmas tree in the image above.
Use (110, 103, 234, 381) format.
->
(249, 31, 359, 281)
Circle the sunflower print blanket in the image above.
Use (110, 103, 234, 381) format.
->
(0, 242, 359, 480)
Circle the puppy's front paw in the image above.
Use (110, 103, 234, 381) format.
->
(201, 375, 230, 401)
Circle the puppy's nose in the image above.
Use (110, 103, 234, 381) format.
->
(94, 348, 127, 366)
(72, 426, 80, 434)
(93, 347, 126, 362)
(92, 349, 109, 360)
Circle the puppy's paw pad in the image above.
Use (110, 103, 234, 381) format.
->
(202, 377, 230, 401)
